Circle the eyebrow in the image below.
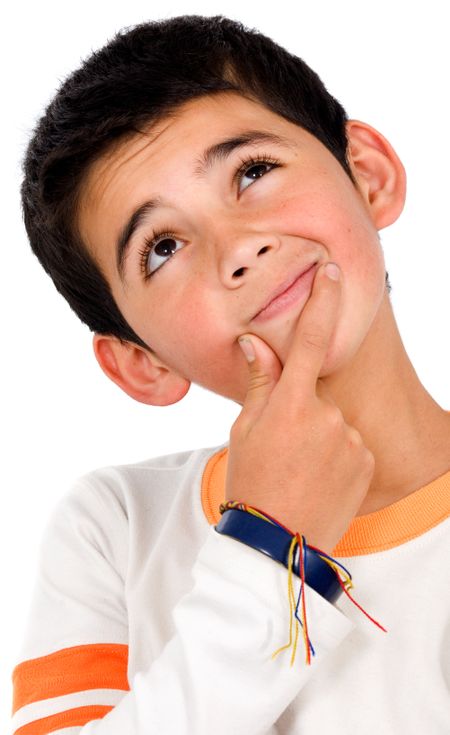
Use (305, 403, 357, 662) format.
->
(116, 129, 295, 280)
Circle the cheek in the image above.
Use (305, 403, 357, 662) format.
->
(168, 335, 247, 403)
(272, 185, 386, 311)
(135, 295, 246, 398)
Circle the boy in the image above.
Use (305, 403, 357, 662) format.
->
(12, 14, 450, 735)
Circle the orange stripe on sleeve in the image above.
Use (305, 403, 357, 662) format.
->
(12, 643, 129, 714)
(13, 704, 113, 735)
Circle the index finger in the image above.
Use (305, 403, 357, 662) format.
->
(276, 261, 341, 397)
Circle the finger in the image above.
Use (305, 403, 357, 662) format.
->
(278, 261, 341, 396)
(237, 333, 283, 426)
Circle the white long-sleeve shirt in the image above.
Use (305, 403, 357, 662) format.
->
(12, 443, 450, 734)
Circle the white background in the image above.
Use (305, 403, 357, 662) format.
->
(2, 0, 449, 729)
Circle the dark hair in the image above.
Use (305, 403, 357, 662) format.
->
(22, 14, 390, 351)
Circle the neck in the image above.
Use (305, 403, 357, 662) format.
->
(322, 293, 450, 515)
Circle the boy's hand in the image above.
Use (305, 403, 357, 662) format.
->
(226, 262, 375, 554)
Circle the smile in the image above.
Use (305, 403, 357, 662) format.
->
(252, 262, 319, 323)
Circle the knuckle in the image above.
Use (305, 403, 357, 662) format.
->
(345, 428, 375, 474)
(358, 448, 375, 479)
(300, 330, 327, 353)
(248, 373, 272, 391)
(323, 403, 344, 430)
(363, 448, 376, 470)
(347, 426, 363, 446)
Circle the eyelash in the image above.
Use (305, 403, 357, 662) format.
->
(138, 152, 282, 280)
(233, 152, 281, 189)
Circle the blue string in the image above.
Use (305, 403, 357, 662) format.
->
(316, 549, 353, 581)
(294, 549, 316, 658)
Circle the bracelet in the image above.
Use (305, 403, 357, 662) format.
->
(214, 500, 387, 667)
(215, 506, 342, 603)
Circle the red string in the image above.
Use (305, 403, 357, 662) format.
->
(336, 575, 387, 632)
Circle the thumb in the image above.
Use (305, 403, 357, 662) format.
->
(238, 334, 283, 423)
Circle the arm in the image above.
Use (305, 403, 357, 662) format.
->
(12, 482, 353, 735)
(13, 263, 371, 734)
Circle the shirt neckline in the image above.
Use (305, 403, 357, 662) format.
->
(200, 446, 450, 556)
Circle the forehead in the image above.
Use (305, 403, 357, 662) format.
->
(81, 91, 314, 205)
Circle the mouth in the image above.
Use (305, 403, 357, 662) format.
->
(252, 261, 319, 323)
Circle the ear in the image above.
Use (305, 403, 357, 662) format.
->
(345, 120, 407, 230)
(92, 334, 191, 406)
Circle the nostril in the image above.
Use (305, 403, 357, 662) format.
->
(258, 246, 270, 255)
(232, 267, 246, 278)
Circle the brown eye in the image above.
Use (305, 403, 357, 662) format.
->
(245, 163, 271, 180)
(140, 231, 185, 278)
(154, 238, 178, 257)
(235, 157, 280, 193)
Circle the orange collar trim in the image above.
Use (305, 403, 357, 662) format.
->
(200, 447, 450, 557)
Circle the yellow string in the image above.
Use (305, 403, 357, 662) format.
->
(220, 503, 384, 664)
(271, 535, 304, 666)
(319, 555, 353, 592)
(220, 501, 280, 527)
(247, 508, 278, 525)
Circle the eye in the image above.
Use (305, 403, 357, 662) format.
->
(138, 230, 185, 279)
(234, 154, 281, 193)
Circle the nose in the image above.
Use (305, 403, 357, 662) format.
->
(217, 232, 280, 289)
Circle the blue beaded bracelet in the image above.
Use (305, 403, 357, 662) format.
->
(215, 506, 342, 603)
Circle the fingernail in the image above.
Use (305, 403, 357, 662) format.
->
(325, 262, 340, 281)
(238, 337, 256, 363)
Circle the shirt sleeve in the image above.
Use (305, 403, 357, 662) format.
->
(12, 481, 354, 735)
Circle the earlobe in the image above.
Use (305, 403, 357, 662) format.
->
(346, 120, 407, 230)
(92, 334, 190, 406)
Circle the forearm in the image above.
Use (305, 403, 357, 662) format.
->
(81, 528, 353, 735)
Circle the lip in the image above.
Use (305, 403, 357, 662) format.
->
(252, 261, 319, 323)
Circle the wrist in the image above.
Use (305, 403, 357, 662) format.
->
(215, 506, 342, 603)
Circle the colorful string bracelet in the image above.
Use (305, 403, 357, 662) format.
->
(215, 501, 387, 666)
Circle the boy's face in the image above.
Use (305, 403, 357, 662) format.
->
(79, 92, 388, 404)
